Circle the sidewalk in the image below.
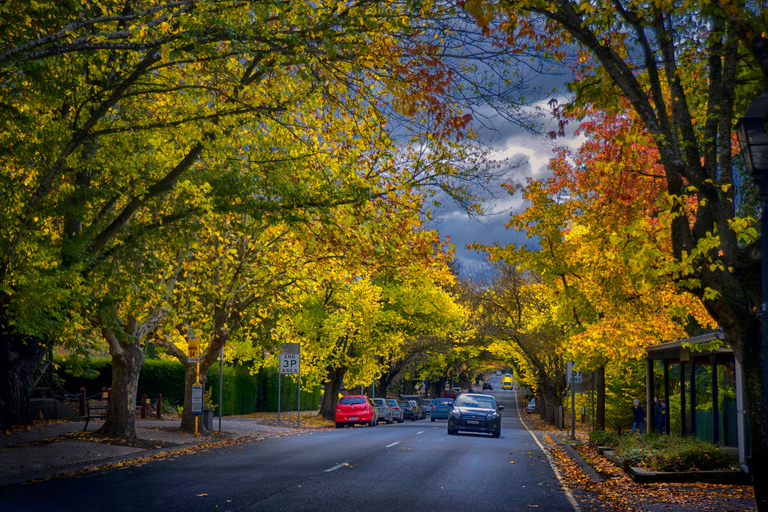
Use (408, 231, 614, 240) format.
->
(0, 416, 298, 488)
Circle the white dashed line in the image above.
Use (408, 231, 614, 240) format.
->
(386, 442, 400, 448)
(416, 431, 425, 434)
(324, 463, 349, 473)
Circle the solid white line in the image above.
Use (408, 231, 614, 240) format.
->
(516, 392, 582, 512)
(386, 442, 400, 448)
(324, 463, 348, 473)
(416, 431, 425, 434)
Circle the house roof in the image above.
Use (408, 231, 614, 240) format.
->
(646, 330, 731, 360)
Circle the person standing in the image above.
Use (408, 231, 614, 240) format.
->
(654, 396, 662, 433)
(631, 398, 646, 434)
(658, 399, 667, 433)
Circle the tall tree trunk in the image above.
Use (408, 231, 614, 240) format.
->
(595, 365, 606, 431)
(0, 329, 49, 429)
(98, 338, 144, 438)
(319, 365, 346, 420)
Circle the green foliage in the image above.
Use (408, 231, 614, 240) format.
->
(55, 356, 321, 414)
(616, 434, 737, 472)
(588, 430, 619, 447)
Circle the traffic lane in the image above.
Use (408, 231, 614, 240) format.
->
(0, 419, 433, 512)
(245, 421, 574, 512)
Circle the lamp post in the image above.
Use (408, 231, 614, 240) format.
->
(735, 91, 768, 469)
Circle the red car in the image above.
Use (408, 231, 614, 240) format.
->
(335, 395, 378, 428)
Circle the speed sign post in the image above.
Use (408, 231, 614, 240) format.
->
(278, 343, 301, 426)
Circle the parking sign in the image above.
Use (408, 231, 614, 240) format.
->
(280, 343, 300, 374)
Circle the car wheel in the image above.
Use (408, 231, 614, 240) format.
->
(431, 417, 435, 422)
(399, 418, 404, 423)
(335, 422, 342, 429)
(447, 428, 457, 435)
(492, 429, 501, 438)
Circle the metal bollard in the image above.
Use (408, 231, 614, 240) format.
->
(156, 394, 162, 419)
(141, 394, 147, 419)
(79, 387, 86, 416)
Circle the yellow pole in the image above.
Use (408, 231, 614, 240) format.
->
(195, 361, 200, 436)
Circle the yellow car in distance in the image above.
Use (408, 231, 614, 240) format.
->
(502, 376, 513, 389)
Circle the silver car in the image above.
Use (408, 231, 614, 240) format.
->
(386, 399, 405, 423)
(421, 398, 434, 414)
(372, 398, 394, 424)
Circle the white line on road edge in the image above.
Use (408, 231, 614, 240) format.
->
(516, 392, 582, 512)
(416, 431, 424, 434)
(386, 442, 400, 448)
(324, 463, 349, 473)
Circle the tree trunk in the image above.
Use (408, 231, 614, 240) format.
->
(319, 365, 346, 420)
(98, 340, 144, 438)
(0, 330, 49, 429)
(595, 365, 606, 431)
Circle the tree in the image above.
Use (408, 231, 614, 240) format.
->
(0, 0, 492, 430)
(463, 2, 768, 503)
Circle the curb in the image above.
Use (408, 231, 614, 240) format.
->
(550, 436, 604, 483)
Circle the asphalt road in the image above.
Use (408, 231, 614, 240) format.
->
(1, 375, 580, 512)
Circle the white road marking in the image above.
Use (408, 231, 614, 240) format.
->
(516, 392, 582, 512)
(416, 431, 424, 434)
(386, 442, 400, 448)
(324, 463, 349, 473)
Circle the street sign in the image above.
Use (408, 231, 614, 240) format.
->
(279, 342, 300, 374)
(191, 384, 203, 416)
(188, 336, 200, 364)
(280, 353, 300, 374)
(566, 362, 582, 384)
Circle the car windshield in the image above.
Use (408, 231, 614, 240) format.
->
(373, 399, 386, 406)
(434, 399, 453, 406)
(455, 395, 497, 409)
(339, 397, 366, 405)
(398, 401, 410, 407)
(387, 400, 398, 407)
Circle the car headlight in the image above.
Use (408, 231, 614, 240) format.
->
(450, 409, 461, 418)
(486, 412, 499, 420)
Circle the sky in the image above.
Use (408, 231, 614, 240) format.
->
(428, 102, 586, 278)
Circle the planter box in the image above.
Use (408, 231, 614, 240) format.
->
(602, 450, 748, 485)
(628, 466, 750, 484)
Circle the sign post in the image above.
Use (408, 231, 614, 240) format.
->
(279, 343, 300, 426)
(188, 332, 201, 436)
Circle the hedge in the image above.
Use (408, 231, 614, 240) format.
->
(54, 357, 321, 415)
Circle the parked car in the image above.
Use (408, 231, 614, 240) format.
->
(482, 382, 493, 391)
(496, 371, 501, 375)
(400, 395, 426, 419)
(430, 398, 454, 421)
(443, 389, 457, 399)
(526, 399, 536, 414)
(398, 400, 420, 420)
(421, 399, 433, 414)
(447, 392, 504, 438)
(386, 399, 405, 423)
(451, 387, 462, 397)
(371, 398, 393, 424)
(335, 395, 378, 428)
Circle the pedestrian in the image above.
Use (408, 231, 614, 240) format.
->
(658, 399, 667, 433)
(631, 398, 646, 434)
(654, 396, 662, 433)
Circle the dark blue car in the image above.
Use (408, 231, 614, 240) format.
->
(430, 398, 454, 421)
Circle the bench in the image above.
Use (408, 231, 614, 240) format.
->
(84, 399, 109, 431)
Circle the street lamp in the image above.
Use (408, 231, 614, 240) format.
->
(735, 92, 768, 186)
(735, 91, 768, 474)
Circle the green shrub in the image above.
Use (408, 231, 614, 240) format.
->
(589, 430, 619, 447)
(615, 434, 737, 471)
